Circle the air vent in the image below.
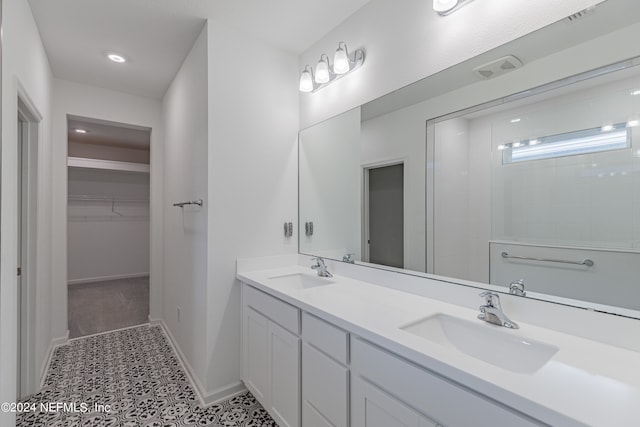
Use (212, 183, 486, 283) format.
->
(472, 55, 523, 80)
(567, 5, 596, 22)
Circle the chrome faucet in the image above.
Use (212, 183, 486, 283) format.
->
(478, 291, 519, 329)
(509, 279, 526, 296)
(311, 257, 333, 278)
(342, 253, 355, 263)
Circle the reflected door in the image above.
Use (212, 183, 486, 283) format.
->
(366, 164, 404, 268)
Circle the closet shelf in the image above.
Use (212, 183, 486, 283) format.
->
(68, 156, 150, 173)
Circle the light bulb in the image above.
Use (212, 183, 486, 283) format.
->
(315, 56, 330, 84)
(299, 68, 314, 93)
(333, 44, 350, 74)
(433, 0, 459, 13)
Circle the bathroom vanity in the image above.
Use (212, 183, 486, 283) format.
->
(237, 256, 640, 427)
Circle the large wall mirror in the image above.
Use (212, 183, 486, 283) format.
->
(299, 0, 640, 318)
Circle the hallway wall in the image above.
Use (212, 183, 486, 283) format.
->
(0, 0, 53, 420)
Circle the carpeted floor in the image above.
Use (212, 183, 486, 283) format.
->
(17, 325, 277, 426)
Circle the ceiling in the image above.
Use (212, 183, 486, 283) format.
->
(28, 0, 371, 99)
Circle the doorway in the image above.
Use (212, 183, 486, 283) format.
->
(17, 96, 40, 399)
(364, 163, 404, 268)
(66, 116, 151, 338)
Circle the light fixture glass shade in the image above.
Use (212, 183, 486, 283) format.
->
(433, 0, 459, 13)
(334, 45, 350, 74)
(315, 57, 330, 84)
(299, 68, 314, 92)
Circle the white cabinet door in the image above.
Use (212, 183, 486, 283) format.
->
(269, 321, 301, 427)
(302, 343, 349, 427)
(352, 376, 440, 427)
(244, 306, 270, 405)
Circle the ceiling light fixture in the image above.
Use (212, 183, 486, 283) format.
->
(433, 0, 474, 15)
(74, 128, 88, 134)
(106, 53, 126, 63)
(298, 42, 365, 93)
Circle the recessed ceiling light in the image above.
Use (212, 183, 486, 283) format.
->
(497, 144, 507, 151)
(74, 128, 88, 134)
(529, 139, 540, 145)
(601, 124, 614, 132)
(631, 90, 640, 96)
(510, 118, 521, 123)
(627, 120, 639, 127)
(107, 53, 126, 63)
(512, 141, 523, 148)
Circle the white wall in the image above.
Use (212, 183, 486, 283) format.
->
(299, 0, 605, 128)
(67, 168, 150, 283)
(299, 108, 361, 260)
(1, 0, 53, 418)
(433, 118, 472, 280)
(162, 24, 209, 391)
(51, 79, 164, 341)
(205, 19, 299, 401)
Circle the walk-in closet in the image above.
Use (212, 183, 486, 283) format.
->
(67, 116, 151, 338)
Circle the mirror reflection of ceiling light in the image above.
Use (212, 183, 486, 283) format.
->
(299, 42, 365, 93)
(433, 0, 474, 15)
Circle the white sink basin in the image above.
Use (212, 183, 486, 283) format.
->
(400, 313, 559, 374)
(267, 273, 335, 290)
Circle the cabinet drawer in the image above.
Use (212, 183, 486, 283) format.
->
(243, 284, 300, 334)
(302, 312, 349, 364)
(351, 338, 543, 427)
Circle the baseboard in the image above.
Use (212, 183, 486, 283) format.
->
(156, 320, 246, 407)
(40, 331, 69, 388)
(68, 272, 149, 285)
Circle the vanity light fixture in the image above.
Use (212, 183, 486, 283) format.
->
(433, 0, 474, 15)
(298, 42, 365, 93)
(299, 65, 315, 93)
(315, 54, 331, 84)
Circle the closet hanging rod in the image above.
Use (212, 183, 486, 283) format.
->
(173, 199, 203, 208)
(68, 195, 149, 203)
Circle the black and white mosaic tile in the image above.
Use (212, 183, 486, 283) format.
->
(17, 325, 278, 427)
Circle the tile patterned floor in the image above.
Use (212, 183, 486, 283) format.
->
(17, 325, 277, 426)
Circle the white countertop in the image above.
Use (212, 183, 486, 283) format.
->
(237, 264, 640, 427)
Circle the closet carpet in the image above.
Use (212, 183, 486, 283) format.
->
(17, 325, 277, 426)
(68, 276, 150, 338)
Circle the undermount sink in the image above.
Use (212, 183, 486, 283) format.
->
(400, 313, 558, 374)
(267, 272, 335, 290)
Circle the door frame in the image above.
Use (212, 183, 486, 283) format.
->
(17, 90, 42, 399)
(362, 159, 405, 265)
